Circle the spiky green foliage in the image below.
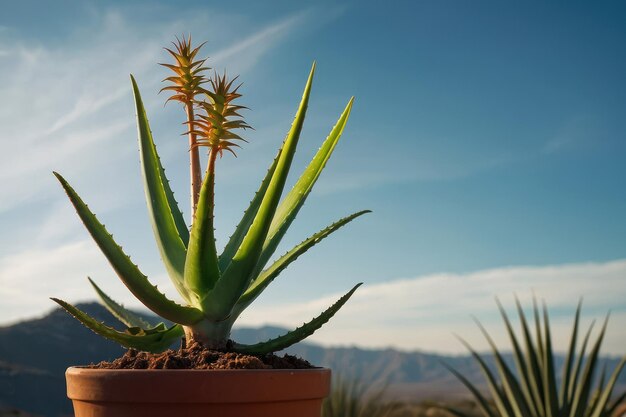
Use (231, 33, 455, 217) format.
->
(443, 299, 626, 417)
(322, 378, 401, 417)
(52, 39, 367, 355)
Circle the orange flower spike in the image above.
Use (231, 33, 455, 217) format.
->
(191, 71, 251, 157)
(159, 34, 209, 215)
(159, 35, 209, 104)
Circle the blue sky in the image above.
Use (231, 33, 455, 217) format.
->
(1, 1, 625, 354)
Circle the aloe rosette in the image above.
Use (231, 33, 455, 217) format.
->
(443, 299, 626, 417)
(52, 44, 368, 354)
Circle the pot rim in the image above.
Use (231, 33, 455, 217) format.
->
(66, 366, 331, 403)
(67, 365, 327, 372)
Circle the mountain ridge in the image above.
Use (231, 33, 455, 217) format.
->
(1, 302, 623, 417)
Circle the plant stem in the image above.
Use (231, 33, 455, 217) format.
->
(183, 318, 233, 350)
(205, 146, 218, 218)
(186, 104, 202, 217)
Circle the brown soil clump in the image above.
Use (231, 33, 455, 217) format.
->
(89, 341, 313, 370)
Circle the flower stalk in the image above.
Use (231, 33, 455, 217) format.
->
(186, 104, 202, 215)
(160, 35, 209, 216)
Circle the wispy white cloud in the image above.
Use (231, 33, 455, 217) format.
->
(239, 259, 626, 355)
(0, 8, 310, 214)
(0, 238, 182, 325)
(211, 11, 309, 72)
(313, 151, 511, 195)
(543, 113, 608, 154)
(0, 17, 163, 214)
(45, 87, 129, 135)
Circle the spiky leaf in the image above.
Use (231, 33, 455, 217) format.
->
(253, 97, 354, 275)
(233, 283, 361, 355)
(448, 301, 625, 417)
(218, 152, 279, 272)
(440, 361, 497, 417)
(184, 155, 220, 304)
(54, 172, 202, 325)
(474, 318, 530, 417)
(235, 210, 370, 313)
(52, 298, 183, 353)
(456, 336, 515, 417)
(131, 76, 190, 301)
(88, 277, 153, 329)
(569, 317, 609, 417)
(203, 63, 316, 320)
(558, 300, 582, 416)
(496, 299, 541, 417)
(516, 298, 545, 416)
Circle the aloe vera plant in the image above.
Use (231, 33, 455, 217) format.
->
(52, 37, 367, 354)
(443, 299, 626, 417)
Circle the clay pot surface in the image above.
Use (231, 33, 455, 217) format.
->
(66, 366, 331, 417)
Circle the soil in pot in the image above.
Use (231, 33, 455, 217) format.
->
(88, 340, 314, 370)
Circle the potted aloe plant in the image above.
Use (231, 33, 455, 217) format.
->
(53, 36, 368, 417)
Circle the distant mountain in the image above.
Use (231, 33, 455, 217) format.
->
(0, 303, 624, 417)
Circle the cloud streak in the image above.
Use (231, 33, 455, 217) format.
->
(239, 259, 626, 355)
(0, 236, 181, 326)
(211, 11, 309, 71)
(0, 8, 309, 214)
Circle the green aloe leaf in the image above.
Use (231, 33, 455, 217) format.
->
(541, 304, 559, 417)
(587, 365, 608, 417)
(451, 301, 624, 417)
(589, 358, 626, 417)
(456, 336, 515, 417)
(253, 97, 354, 275)
(88, 277, 153, 329)
(569, 317, 609, 417)
(566, 321, 595, 410)
(496, 299, 540, 417)
(235, 210, 371, 313)
(533, 297, 546, 369)
(559, 300, 582, 416)
(516, 298, 545, 417)
(54, 172, 203, 325)
(51, 298, 183, 353)
(184, 162, 220, 306)
(131, 76, 190, 301)
(203, 63, 316, 320)
(441, 361, 497, 417)
(233, 283, 361, 355)
(474, 318, 530, 417)
(218, 152, 280, 272)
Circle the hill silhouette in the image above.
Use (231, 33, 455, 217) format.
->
(0, 303, 623, 417)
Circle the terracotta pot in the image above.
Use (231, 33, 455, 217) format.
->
(66, 366, 331, 417)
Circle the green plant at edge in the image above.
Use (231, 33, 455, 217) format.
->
(51, 37, 368, 354)
(322, 378, 401, 417)
(442, 299, 626, 417)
